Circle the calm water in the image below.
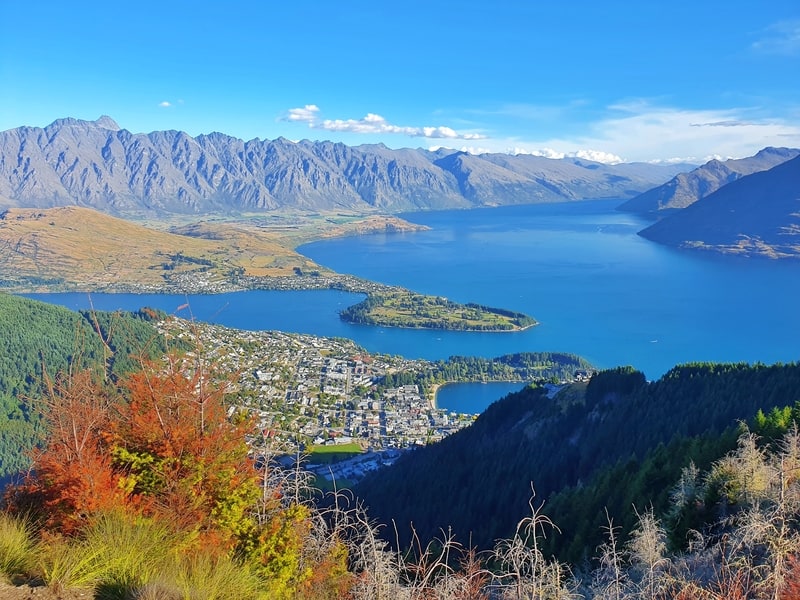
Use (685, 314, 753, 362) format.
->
(24, 200, 800, 412)
(435, 382, 528, 414)
(299, 200, 800, 378)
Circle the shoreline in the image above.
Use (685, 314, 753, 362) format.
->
(427, 379, 532, 411)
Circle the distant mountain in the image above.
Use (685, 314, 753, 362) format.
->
(618, 147, 800, 215)
(639, 155, 800, 258)
(0, 117, 689, 217)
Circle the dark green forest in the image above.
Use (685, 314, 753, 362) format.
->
(379, 351, 594, 397)
(354, 362, 800, 561)
(0, 294, 168, 478)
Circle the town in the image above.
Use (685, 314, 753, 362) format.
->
(159, 318, 480, 485)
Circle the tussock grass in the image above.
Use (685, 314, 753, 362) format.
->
(0, 512, 38, 581)
(33, 511, 271, 599)
(38, 511, 179, 596)
(81, 512, 180, 598)
(38, 534, 108, 593)
(165, 553, 267, 600)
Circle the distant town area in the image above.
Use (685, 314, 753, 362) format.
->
(160, 318, 592, 485)
(160, 319, 477, 484)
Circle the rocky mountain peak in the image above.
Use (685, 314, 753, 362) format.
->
(95, 115, 121, 131)
(0, 116, 692, 217)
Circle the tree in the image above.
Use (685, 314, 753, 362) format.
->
(5, 368, 125, 534)
(110, 354, 260, 549)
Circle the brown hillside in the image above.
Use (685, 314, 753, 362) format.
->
(0, 206, 326, 291)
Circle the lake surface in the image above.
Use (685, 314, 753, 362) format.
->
(435, 382, 529, 414)
(300, 200, 800, 379)
(24, 199, 800, 412)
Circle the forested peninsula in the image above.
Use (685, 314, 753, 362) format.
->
(339, 290, 537, 331)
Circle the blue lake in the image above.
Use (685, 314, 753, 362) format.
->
(435, 382, 529, 414)
(23, 199, 800, 412)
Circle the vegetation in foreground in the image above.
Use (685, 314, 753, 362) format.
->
(5, 374, 800, 600)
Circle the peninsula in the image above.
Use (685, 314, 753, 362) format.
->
(340, 291, 537, 331)
(0, 205, 536, 331)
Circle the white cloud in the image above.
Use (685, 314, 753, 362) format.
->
(752, 20, 800, 56)
(284, 101, 800, 163)
(509, 147, 624, 164)
(158, 101, 172, 108)
(284, 106, 486, 140)
(286, 104, 320, 122)
(498, 102, 800, 163)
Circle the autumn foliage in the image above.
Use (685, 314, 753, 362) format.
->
(4, 353, 353, 598)
(7, 368, 128, 533)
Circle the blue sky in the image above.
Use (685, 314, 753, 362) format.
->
(1, 0, 799, 163)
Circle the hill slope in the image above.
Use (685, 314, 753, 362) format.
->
(0, 206, 428, 292)
(618, 147, 799, 215)
(353, 362, 800, 553)
(0, 117, 688, 216)
(0, 206, 328, 291)
(638, 154, 800, 258)
(0, 293, 166, 479)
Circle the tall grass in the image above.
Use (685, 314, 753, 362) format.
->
(38, 535, 109, 593)
(34, 511, 272, 599)
(0, 512, 38, 581)
(2, 509, 272, 599)
(38, 511, 179, 597)
(138, 553, 268, 600)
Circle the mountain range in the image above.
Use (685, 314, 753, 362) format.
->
(618, 146, 800, 215)
(639, 154, 800, 258)
(0, 117, 691, 217)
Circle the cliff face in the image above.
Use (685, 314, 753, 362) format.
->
(618, 147, 800, 215)
(0, 117, 686, 217)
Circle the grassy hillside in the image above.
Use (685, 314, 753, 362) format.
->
(0, 207, 425, 292)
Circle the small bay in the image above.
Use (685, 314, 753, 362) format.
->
(435, 382, 529, 414)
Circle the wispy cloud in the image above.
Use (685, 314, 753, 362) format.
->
(284, 105, 486, 140)
(158, 100, 185, 109)
(752, 19, 800, 55)
(690, 120, 755, 127)
(494, 102, 800, 163)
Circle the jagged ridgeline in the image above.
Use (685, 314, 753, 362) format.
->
(0, 293, 169, 479)
(353, 362, 800, 559)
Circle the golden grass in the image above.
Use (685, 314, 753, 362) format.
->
(0, 207, 426, 292)
(0, 512, 38, 581)
(25, 511, 271, 599)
